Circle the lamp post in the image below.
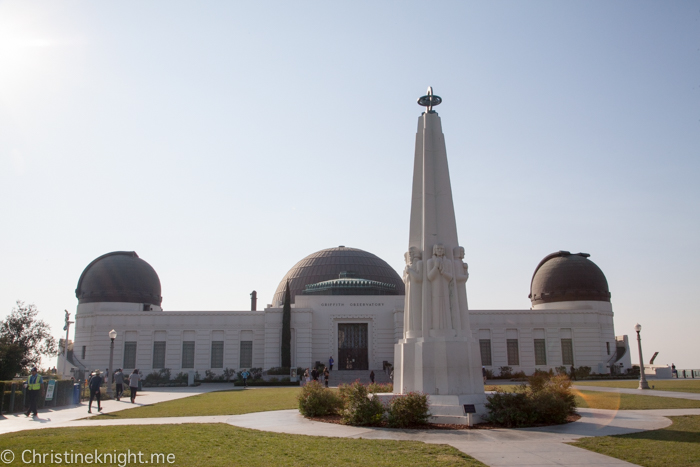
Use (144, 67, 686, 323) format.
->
(107, 330, 117, 398)
(634, 324, 650, 390)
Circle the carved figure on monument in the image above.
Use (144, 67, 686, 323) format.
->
(427, 243, 453, 330)
(403, 247, 423, 336)
(452, 246, 470, 332)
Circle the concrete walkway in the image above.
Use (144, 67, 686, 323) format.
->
(0, 383, 240, 435)
(574, 385, 700, 401)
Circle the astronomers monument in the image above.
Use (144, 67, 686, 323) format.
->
(393, 88, 487, 423)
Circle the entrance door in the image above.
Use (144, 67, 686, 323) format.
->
(338, 323, 368, 370)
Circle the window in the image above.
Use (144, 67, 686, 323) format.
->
(240, 341, 253, 368)
(182, 341, 195, 368)
(152, 342, 166, 369)
(561, 338, 574, 366)
(506, 339, 519, 366)
(81, 346, 86, 359)
(123, 342, 137, 369)
(211, 341, 224, 368)
(606, 342, 610, 355)
(479, 339, 492, 366)
(534, 339, 547, 365)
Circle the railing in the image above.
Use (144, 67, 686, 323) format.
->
(675, 369, 700, 379)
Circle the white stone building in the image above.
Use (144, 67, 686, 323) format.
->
(62, 247, 629, 380)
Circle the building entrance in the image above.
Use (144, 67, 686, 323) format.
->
(338, 323, 368, 370)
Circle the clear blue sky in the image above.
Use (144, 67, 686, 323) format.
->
(1, 1, 698, 368)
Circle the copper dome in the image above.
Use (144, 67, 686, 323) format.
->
(272, 246, 404, 306)
(529, 251, 610, 305)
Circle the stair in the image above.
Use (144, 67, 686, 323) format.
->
(327, 369, 392, 387)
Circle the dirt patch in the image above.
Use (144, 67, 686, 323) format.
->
(307, 413, 581, 430)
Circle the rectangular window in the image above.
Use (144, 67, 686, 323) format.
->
(561, 338, 574, 366)
(479, 339, 492, 366)
(152, 341, 166, 369)
(534, 339, 547, 365)
(506, 339, 519, 366)
(211, 341, 224, 368)
(606, 342, 610, 355)
(123, 342, 137, 369)
(182, 341, 195, 368)
(81, 346, 86, 359)
(240, 341, 253, 368)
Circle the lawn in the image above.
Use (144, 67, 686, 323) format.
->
(571, 415, 700, 467)
(575, 379, 700, 394)
(486, 385, 700, 410)
(0, 424, 485, 467)
(574, 389, 700, 410)
(93, 387, 301, 419)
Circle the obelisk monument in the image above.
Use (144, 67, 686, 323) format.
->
(394, 88, 487, 424)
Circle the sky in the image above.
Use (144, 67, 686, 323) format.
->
(1, 1, 698, 369)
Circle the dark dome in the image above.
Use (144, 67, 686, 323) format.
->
(76, 251, 162, 305)
(272, 246, 404, 306)
(529, 251, 610, 305)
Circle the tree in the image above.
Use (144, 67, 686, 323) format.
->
(0, 301, 57, 378)
(281, 281, 291, 368)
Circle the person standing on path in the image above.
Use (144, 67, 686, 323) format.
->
(88, 370, 103, 413)
(129, 369, 140, 403)
(311, 367, 318, 382)
(304, 368, 310, 386)
(323, 367, 330, 388)
(329, 356, 334, 371)
(369, 370, 375, 384)
(24, 367, 43, 417)
(114, 369, 124, 401)
(241, 369, 250, 388)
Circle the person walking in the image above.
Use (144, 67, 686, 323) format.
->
(128, 369, 140, 403)
(24, 367, 43, 417)
(240, 369, 250, 388)
(114, 369, 124, 401)
(323, 367, 330, 388)
(328, 356, 334, 371)
(570, 365, 576, 381)
(311, 367, 318, 382)
(304, 368, 310, 386)
(369, 370, 375, 384)
(88, 369, 103, 413)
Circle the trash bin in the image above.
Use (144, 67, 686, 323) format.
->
(138, 380, 143, 391)
(73, 384, 80, 404)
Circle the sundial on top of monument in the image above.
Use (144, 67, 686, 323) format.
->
(417, 86, 442, 112)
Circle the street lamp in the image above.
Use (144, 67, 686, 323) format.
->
(107, 330, 117, 398)
(634, 324, 650, 390)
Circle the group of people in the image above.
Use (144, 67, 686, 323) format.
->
(303, 366, 330, 387)
(87, 368, 142, 413)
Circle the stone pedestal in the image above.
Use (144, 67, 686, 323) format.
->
(394, 337, 487, 423)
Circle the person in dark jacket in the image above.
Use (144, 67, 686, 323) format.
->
(114, 369, 124, 401)
(369, 370, 375, 384)
(88, 370, 103, 413)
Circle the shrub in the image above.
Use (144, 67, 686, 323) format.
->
(145, 368, 171, 385)
(555, 366, 568, 376)
(367, 382, 393, 393)
(483, 368, 494, 379)
(575, 366, 592, 379)
(338, 381, 384, 426)
(387, 392, 430, 428)
(485, 373, 576, 427)
(297, 381, 343, 417)
(498, 366, 513, 379)
(222, 368, 236, 381)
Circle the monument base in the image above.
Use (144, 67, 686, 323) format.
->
(393, 336, 488, 423)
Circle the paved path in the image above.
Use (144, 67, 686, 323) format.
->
(574, 385, 700, 401)
(0, 383, 240, 435)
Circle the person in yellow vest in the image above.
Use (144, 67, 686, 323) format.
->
(25, 367, 43, 417)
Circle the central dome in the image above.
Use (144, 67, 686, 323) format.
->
(529, 251, 610, 305)
(272, 246, 404, 306)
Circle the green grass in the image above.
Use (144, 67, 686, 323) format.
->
(575, 379, 700, 394)
(93, 388, 301, 419)
(0, 424, 486, 467)
(571, 415, 700, 467)
(574, 389, 700, 410)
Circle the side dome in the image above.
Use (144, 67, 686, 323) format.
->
(272, 246, 404, 306)
(529, 251, 610, 305)
(76, 251, 162, 305)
